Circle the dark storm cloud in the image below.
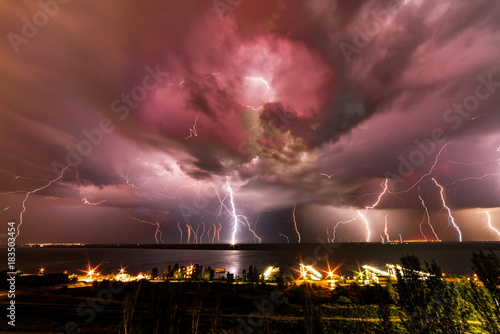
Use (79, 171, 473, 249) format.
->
(1, 0, 500, 243)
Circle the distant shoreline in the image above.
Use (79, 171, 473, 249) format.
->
(4, 241, 500, 251)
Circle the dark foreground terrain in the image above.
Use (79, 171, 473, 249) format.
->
(0, 279, 488, 334)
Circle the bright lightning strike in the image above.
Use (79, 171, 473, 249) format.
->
(196, 224, 201, 244)
(358, 210, 371, 242)
(82, 197, 107, 206)
(390, 143, 448, 194)
(279, 231, 290, 243)
(200, 221, 206, 243)
(418, 192, 440, 241)
(120, 170, 139, 189)
(16, 165, 73, 239)
(332, 179, 388, 242)
(292, 203, 301, 243)
(485, 211, 500, 239)
(431, 178, 462, 242)
(213, 179, 261, 244)
(217, 222, 222, 243)
(212, 222, 217, 243)
(185, 116, 199, 139)
(177, 222, 183, 243)
(244, 76, 271, 90)
(186, 223, 193, 244)
(129, 217, 164, 244)
(384, 214, 390, 243)
(226, 177, 239, 245)
(75, 170, 107, 206)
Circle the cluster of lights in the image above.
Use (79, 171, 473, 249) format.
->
(29, 260, 454, 287)
(299, 264, 322, 281)
(186, 264, 194, 278)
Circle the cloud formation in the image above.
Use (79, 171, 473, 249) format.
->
(1, 0, 500, 243)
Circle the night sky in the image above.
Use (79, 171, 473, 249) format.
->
(1, 0, 500, 244)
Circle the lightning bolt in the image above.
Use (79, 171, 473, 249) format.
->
(0, 168, 40, 183)
(292, 203, 301, 243)
(432, 178, 462, 242)
(244, 76, 271, 89)
(239, 215, 262, 243)
(186, 224, 193, 244)
(16, 165, 73, 239)
(390, 143, 448, 194)
(332, 179, 389, 242)
(380, 235, 384, 243)
(177, 222, 183, 243)
(358, 210, 372, 242)
(384, 214, 390, 243)
(120, 170, 138, 189)
(320, 173, 336, 179)
(485, 211, 500, 239)
(82, 198, 107, 206)
(200, 221, 206, 243)
(399, 233, 403, 243)
(129, 217, 164, 244)
(194, 224, 200, 244)
(217, 222, 222, 243)
(279, 231, 290, 243)
(418, 217, 428, 241)
(185, 116, 199, 139)
(206, 224, 212, 243)
(75, 169, 107, 206)
(212, 223, 217, 243)
(445, 172, 500, 188)
(418, 192, 440, 241)
(332, 216, 359, 243)
(214, 178, 261, 244)
(226, 178, 239, 245)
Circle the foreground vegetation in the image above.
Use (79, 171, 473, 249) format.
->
(118, 250, 500, 333)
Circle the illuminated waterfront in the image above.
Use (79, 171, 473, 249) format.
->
(5, 242, 500, 277)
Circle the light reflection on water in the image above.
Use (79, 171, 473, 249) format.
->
(10, 248, 297, 276)
(5, 245, 497, 276)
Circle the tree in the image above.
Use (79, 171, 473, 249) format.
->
(467, 281, 500, 334)
(468, 251, 500, 333)
(150, 267, 158, 280)
(472, 250, 500, 309)
(374, 284, 394, 334)
(395, 254, 469, 333)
